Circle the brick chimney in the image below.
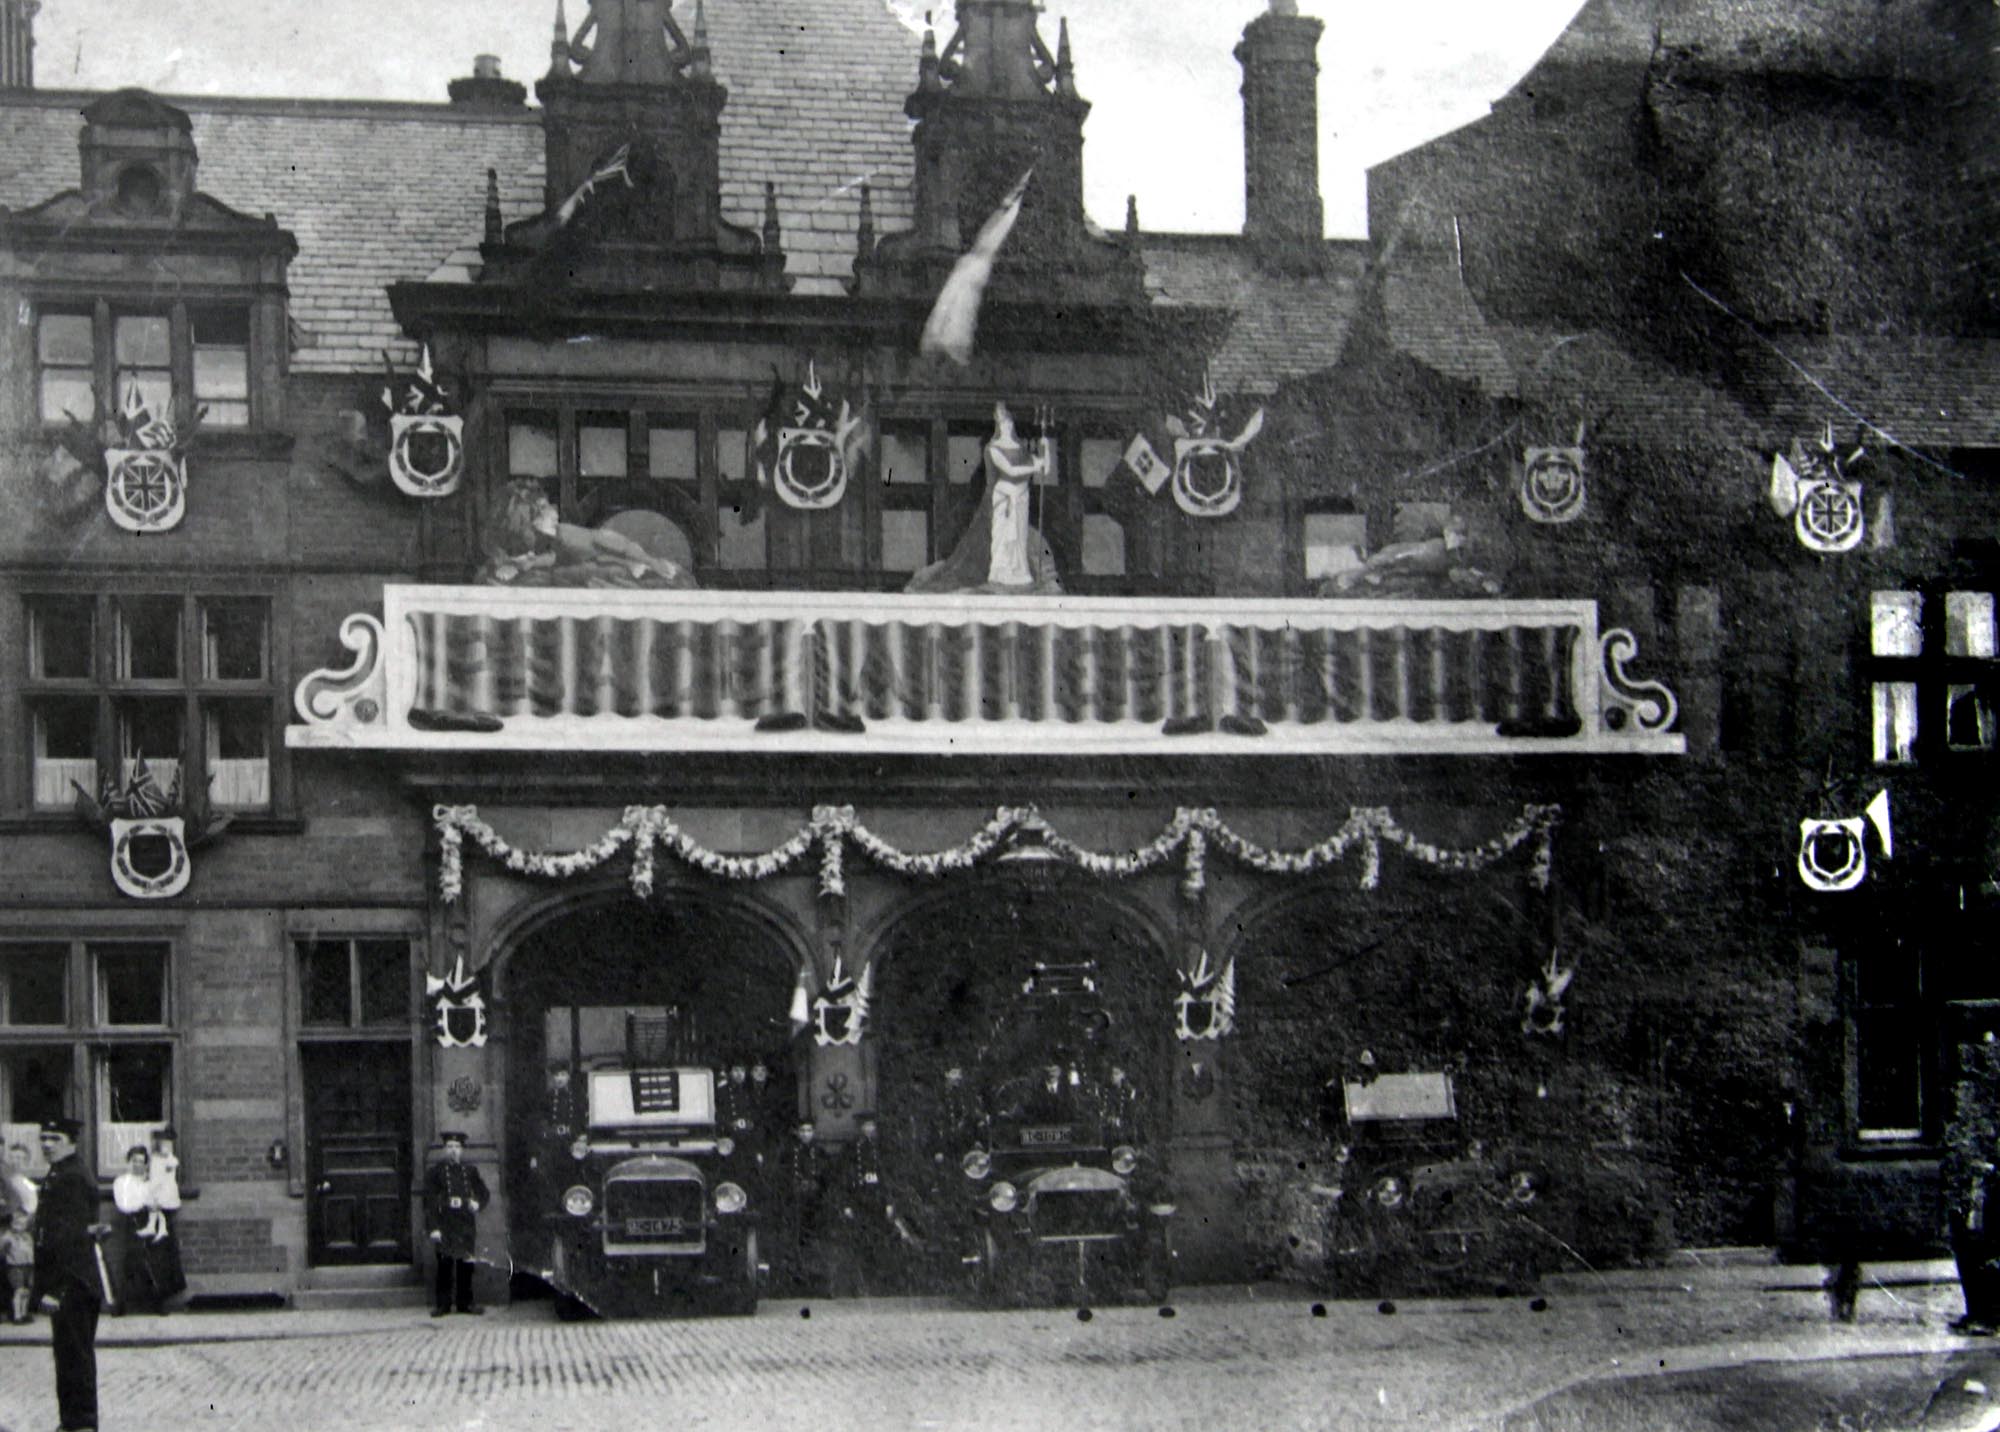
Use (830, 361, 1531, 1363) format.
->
(448, 54, 528, 109)
(1, 0, 38, 89)
(1236, 0, 1325, 266)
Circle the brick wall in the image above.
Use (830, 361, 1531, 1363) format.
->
(178, 1215, 288, 1276)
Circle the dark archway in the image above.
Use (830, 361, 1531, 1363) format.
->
(498, 887, 805, 1268)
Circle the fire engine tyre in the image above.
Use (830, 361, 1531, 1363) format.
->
(976, 1226, 1008, 1306)
(1141, 1226, 1173, 1305)
(553, 1290, 594, 1321)
(717, 1228, 761, 1317)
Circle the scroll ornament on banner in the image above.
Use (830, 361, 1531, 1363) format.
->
(103, 383, 204, 533)
(1120, 368, 1265, 518)
(1798, 789, 1892, 893)
(382, 344, 464, 498)
(753, 360, 867, 511)
(426, 954, 489, 1048)
(1517, 422, 1588, 525)
(1769, 426, 1884, 554)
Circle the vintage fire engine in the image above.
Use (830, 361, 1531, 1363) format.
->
(955, 966, 1175, 1306)
(540, 1007, 765, 1317)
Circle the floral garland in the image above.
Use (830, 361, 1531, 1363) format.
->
(432, 802, 1561, 904)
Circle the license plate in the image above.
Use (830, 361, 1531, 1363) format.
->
(1020, 1126, 1071, 1146)
(624, 1216, 685, 1236)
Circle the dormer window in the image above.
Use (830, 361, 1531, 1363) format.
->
(34, 303, 256, 431)
(115, 164, 164, 217)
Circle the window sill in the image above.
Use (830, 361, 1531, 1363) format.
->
(27, 426, 294, 461)
(1837, 1137, 1939, 1161)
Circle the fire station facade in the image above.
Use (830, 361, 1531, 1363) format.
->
(0, 0, 1991, 1302)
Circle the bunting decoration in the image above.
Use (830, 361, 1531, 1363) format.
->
(103, 383, 203, 533)
(432, 801, 1561, 905)
(1769, 425, 1868, 553)
(1517, 423, 1588, 524)
(1798, 789, 1893, 893)
(752, 360, 867, 511)
(919, 169, 1031, 366)
(383, 345, 464, 498)
(426, 954, 489, 1049)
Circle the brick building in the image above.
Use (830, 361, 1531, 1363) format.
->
(0, 0, 1979, 1307)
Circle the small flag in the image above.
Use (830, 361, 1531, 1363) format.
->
(553, 143, 634, 229)
(123, 755, 171, 817)
(787, 955, 817, 1037)
(1122, 434, 1172, 495)
(919, 169, 1032, 366)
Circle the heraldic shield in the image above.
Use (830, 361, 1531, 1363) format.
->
(109, 817, 191, 899)
(1171, 437, 1245, 519)
(1797, 791, 1893, 894)
(1518, 446, 1587, 524)
(1173, 955, 1236, 1042)
(811, 960, 872, 1048)
(389, 414, 465, 498)
(776, 427, 848, 510)
(105, 449, 187, 533)
(426, 955, 488, 1048)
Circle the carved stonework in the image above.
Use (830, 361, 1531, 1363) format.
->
(1597, 629, 1679, 737)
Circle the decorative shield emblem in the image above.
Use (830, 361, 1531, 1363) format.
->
(388, 414, 465, 498)
(109, 816, 190, 899)
(1798, 791, 1892, 893)
(811, 959, 872, 1048)
(1174, 953, 1236, 1042)
(775, 426, 847, 510)
(1770, 428, 1868, 554)
(1518, 446, 1587, 524)
(1171, 438, 1244, 519)
(426, 954, 488, 1049)
(105, 449, 187, 533)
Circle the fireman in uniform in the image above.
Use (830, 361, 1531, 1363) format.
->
(830, 1113, 899, 1296)
(426, 1131, 488, 1317)
(782, 1119, 828, 1295)
(35, 1117, 105, 1432)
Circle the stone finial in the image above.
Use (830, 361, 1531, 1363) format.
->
(1125, 193, 1139, 239)
(484, 168, 503, 244)
(856, 183, 876, 257)
(1055, 17, 1077, 100)
(918, 25, 942, 92)
(763, 182, 781, 250)
(690, 0, 711, 78)
(548, 0, 572, 79)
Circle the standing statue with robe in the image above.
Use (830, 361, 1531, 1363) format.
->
(905, 403, 1062, 595)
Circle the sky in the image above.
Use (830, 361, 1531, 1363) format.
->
(25, 0, 1585, 237)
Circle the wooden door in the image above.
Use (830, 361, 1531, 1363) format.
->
(304, 1042, 412, 1266)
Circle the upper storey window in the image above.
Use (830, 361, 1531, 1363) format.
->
(36, 305, 253, 430)
(1868, 588, 1999, 763)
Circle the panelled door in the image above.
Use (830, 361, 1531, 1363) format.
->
(304, 1042, 412, 1265)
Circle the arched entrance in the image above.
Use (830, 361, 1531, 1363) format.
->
(499, 890, 805, 1276)
(862, 871, 1176, 1292)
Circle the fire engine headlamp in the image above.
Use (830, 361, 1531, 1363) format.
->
(713, 1181, 748, 1215)
(715, 1136, 736, 1158)
(561, 1185, 594, 1218)
(961, 1148, 991, 1181)
(1371, 1175, 1406, 1210)
(568, 1138, 590, 1161)
(988, 1181, 1018, 1213)
(1111, 1145, 1139, 1176)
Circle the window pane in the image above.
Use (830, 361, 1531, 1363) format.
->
(0, 944, 67, 1025)
(299, 939, 351, 1026)
(96, 944, 167, 1025)
(1305, 512, 1368, 582)
(201, 599, 267, 681)
(882, 429, 930, 486)
(117, 597, 181, 680)
(647, 426, 697, 480)
(1872, 682, 1918, 764)
(114, 315, 171, 368)
(117, 700, 183, 793)
(100, 1045, 172, 1174)
(3, 1048, 72, 1166)
(192, 307, 250, 425)
(1947, 592, 1998, 658)
(1948, 685, 1997, 751)
(717, 428, 749, 484)
(29, 597, 94, 679)
(579, 418, 628, 479)
(38, 312, 94, 366)
(1081, 512, 1127, 577)
(33, 699, 97, 810)
(40, 372, 97, 425)
(205, 701, 270, 809)
(1855, 1008, 1922, 1134)
(947, 434, 983, 485)
(1080, 438, 1122, 490)
(508, 414, 558, 479)
(717, 493, 767, 570)
(1871, 591, 1923, 657)
(882, 509, 929, 573)
(193, 348, 249, 399)
(356, 940, 408, 1026)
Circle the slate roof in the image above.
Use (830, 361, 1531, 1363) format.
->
(1139, 236, 1368, 397)
(0, 0, 922, 374)
(1519, 0, 1962, 82)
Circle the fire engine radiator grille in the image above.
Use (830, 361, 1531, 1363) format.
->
(604, 1177, 705, 1245)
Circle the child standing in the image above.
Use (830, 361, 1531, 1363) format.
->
(1, 1208, 33, 1324)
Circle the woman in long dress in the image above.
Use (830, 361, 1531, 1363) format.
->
(112, 1146, 183, 1314)
(906, 403, 1062, 595)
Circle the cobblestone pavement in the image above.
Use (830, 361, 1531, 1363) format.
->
(0, 1266, 1978, 1432)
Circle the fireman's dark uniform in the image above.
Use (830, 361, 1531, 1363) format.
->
(426, 1141, 488, 1316)
(781, 1129, 828, 1294)
(830, 1126, 896, 1296)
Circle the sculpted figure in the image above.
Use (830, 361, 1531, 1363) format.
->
(479, 479, 696, 589)
(906, 403, 1062, 595)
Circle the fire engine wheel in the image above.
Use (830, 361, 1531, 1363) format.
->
(553, 1291, 594, 1321)
(1141, 1227, 1173, 1305)
(977, 1226, 1008, 1306)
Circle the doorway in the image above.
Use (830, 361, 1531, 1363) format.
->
(303, 1041, 412, 1266)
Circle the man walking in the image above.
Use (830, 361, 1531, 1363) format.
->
(426, 1131, 488, 1317)
(35, 1117, 105, 1432)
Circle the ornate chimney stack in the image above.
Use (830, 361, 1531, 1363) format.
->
(1, 0, 39, 90)
(1236, 0, 1326, 267)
